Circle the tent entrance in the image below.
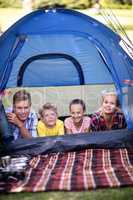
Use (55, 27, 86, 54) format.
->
(17, 53, 85, 87)
(6, 33, 115, 88)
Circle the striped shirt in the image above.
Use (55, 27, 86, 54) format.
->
(10, 111, 38, 140)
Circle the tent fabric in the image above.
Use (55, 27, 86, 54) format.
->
(0, 100, 13, 144)
(0, 8, 133, 91)
(6, 35, 114, 87)
(1, 129, 133, 156)
(1, 148, 133, 192)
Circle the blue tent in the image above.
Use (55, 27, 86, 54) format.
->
(0, 8, 133, 152)
(0, 8, 133, 89)
(0, 8, 133, 126)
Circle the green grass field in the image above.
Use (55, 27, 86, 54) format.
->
(1, 187, 133, 200)
(0, 7, 133, 200)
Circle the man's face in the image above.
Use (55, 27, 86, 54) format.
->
(13, 100, 31, 122)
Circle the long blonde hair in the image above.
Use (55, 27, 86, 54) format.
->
(101, 91, 120, 107)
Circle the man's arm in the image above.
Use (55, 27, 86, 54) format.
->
(7, 112, 32, 138)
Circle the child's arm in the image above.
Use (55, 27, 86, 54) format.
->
(37, 120, 46, 137)
(64, 118, 73, 134)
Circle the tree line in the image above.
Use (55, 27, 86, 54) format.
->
(0, 0, 132, 9)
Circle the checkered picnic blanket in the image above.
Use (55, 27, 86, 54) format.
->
(1, 148, 133, 192)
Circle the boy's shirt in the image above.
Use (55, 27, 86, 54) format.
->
(37, 119, 64, 137)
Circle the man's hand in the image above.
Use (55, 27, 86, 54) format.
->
(7, 112, 23, 128)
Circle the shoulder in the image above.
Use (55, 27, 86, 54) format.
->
(90, 112, 102, 124)
(37, 120, 44, 127)
(64, 117, 72, 124)
(83, 116, 91, 122)
(29, 110, 38, 119)
(91, 112, 101, 119)
(57, 119, 64, 125)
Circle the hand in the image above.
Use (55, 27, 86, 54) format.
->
(7, 112, 23, 128)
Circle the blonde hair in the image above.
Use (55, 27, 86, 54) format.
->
(101, 91, 120, 107)
(39, 103, 57, 118)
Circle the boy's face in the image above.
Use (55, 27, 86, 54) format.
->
(70, 104, 84, 124)
(13, 100, 31, 122)
(102, 95, 117, 115)
(42, 109, 57, 128)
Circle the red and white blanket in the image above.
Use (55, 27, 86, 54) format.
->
(1, 148, 133, 192)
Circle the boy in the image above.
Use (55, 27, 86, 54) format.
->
(37, 103, 64, 137)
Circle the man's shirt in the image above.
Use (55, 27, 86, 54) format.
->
(6, 108, 38, 140)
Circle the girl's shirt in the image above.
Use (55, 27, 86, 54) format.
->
(37, 119, 64, 137)
(90, 111, 127, 132)
(64, 116, 91, 134)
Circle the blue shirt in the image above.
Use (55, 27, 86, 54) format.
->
(6, 108, 38, 140)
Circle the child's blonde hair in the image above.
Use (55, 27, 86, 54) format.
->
(101, 91, 120, 107)
(39, 103, 57, 118)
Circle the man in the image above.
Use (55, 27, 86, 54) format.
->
(7, 89, 38, 140)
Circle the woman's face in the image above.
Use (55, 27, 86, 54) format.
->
(70, 104, 84, 124)
(102, 94, 117, 115)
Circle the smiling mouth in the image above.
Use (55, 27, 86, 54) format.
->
(20, 115, 27, 118)
(74, 118, 81, 122)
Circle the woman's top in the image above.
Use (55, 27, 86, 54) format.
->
(64, 116, 91, 134)
(90, 111, 127, 132)
(37, 119, 64, 137)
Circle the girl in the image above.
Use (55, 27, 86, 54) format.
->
(90, 92, 127, 131)
(64, 99, 91, 134)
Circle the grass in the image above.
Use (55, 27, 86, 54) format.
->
(1, 187, 133, 200)
(0, 7, 133, 200)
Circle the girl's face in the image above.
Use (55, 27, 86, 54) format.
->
(102, 94, 117, 115)
(70, 104, 84, 124)
(42, 109, 57, 128)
